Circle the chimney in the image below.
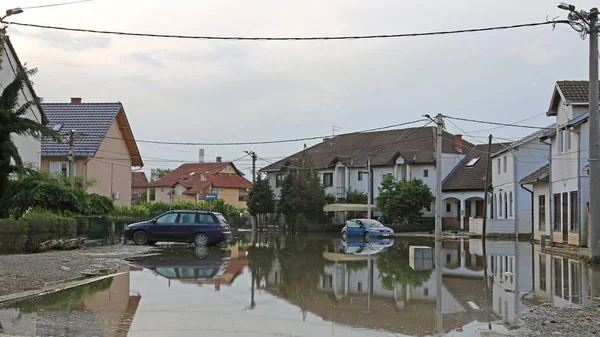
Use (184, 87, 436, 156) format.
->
(216, 156, 222, 163)
(71, 97, 82, 104)
(454, 134, 463, 151)
(199, 148, 205, 163)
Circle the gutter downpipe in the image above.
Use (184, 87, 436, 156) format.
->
(548, 140, 554, 247)
(520, 184, 534, 241)
(577, 129, 582, 247)
(82, 157, 92, 188)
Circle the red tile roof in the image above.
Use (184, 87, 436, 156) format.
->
(148, 162, 231, 187)
(204, 173, 252, 189)
(131, 172, 148, 188)
(183, 179, 212, 195)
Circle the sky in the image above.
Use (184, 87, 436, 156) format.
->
(4, 0, 597, 178)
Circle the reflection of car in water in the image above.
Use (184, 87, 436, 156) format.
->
(129, 247, 231, 280)
(341, 219, 394, 242)
(343, 239, 394, 255)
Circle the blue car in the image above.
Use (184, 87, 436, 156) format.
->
(343, 239, 394, 255)
(341, 219, 394, 242)
(124, 210, 232, 246)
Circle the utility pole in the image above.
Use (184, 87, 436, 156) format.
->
(588, 9, 600, 261)
(245, 151, 257, 184)
(68, 129, 75, 184)
(367, 155, 372, 219)
(482, 134, 493, 330)
(435, 114, 443, 241)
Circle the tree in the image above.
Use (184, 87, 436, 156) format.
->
(153, 168, 172, 180)
(376, 176, 433, 224)
(0, 62, 59, 201)
(278, 152, 326, 225)
(247, 174, 275, 227)
(345, 188, 367, 204)
(377, 242, 433, 289)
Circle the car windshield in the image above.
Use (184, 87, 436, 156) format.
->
(361, 220, 384, 228)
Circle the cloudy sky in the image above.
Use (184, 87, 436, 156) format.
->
(5, 0, 596, 177)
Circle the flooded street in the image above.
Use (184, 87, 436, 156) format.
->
(1, 234, 599, 337)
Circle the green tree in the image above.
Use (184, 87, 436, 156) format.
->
(247, 174, 275, 217)
(153, 168, 172, 180)
(345, 188, 367, 204)
(376, 176, 433, 224)
(0, 63, 59, 202)
(278, 152, 326, 225)
(376, 242, 433, 289)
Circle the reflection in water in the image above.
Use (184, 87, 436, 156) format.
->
(2, 235, 599, 336)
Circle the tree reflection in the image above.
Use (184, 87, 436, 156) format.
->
(377, 242, 433, 289)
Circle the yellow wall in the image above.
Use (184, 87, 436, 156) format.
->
(213, 186, 247, 209)
(41, 119, 134, 206)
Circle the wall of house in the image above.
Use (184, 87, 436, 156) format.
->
(214, 186, 247, 209)
(1, 40, 43, 168)
(170, 182, 197, 203)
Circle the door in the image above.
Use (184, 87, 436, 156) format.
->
(345, 220, 364, 237)
(173, 212, 197, 242)
(150, 212, 179, 241)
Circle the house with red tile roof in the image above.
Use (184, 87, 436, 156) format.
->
(131, 172, 149, 203)
(146, 159, 252, 209)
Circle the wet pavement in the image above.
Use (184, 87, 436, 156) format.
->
(1, 233, 599, 337)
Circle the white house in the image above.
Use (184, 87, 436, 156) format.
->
(261, 127, 470, 220)
(481, 127, 552, 237)
(0, 31, 47, 168)
(521, 81, 591, 247)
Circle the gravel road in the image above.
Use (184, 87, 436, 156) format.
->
(0, 244, 158, 297)
(509, 303, 600, 337)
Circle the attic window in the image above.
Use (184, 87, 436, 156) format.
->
(52, 124, 63, 132)
(466, 158, 480, 167)
(189, 172, 195, 176)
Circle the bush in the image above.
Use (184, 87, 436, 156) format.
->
(0, 219, 29, 253)
(83, 193, 114, 216)
(22, 212, 77, 253)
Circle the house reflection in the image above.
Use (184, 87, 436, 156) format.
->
(0, 266, 139, 337)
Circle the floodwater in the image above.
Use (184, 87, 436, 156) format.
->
(1, 233, 600, 337)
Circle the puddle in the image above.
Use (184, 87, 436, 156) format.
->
(1, 234, 599, 336)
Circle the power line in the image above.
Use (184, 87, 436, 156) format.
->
(461, 112, 547, 134)
(4, 20, 570, 41)
(22, 0, 92, 10)
(443, 115, 549, 130)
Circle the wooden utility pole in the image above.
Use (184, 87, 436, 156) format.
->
(68, 129, 75, 184)
(482, 134, 492, 330)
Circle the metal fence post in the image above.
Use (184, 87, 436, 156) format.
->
(110, 222, 115, 245)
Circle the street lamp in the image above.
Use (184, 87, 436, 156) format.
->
(558, 2, 576, 11)
(0, 8, 23, 21)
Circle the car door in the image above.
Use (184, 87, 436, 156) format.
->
(345, 220, 363, 237)
(150, 212, 180, 241)
(173, 212, 197, 242)
(197, 213, 218, 237)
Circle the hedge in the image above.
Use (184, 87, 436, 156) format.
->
(0, 215, 77, 254)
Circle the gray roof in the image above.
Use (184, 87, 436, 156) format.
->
(41, 103, 123, 157)
(491, 124, 555, 157)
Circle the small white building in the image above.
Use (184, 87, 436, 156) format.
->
(0, 31, 47, 168)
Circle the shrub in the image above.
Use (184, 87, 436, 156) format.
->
(83, 193, 114, 216)
(0, 219, 28, 253)
(22, 213, 77, 252)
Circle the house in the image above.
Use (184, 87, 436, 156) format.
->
(131, 172, 148, 203)
(524, 81, 592, 246)
(260, 126, 473, 218)
(40, 98, 144, 206)
(442, 143, 508, 231)
(0, 31, 48, 167)
(472, 127, 552, 237)
(146, 158, 252, 209)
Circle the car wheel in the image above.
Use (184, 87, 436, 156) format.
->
(364, 232, 371, 243)
(194, 233, 210, 246)
(341, 231, 348, 241)
(133, 230, 148, 245)
(194, 245, 210, 260)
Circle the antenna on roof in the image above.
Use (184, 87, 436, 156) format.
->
(332, 126, 341, 137)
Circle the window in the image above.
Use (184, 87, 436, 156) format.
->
(509, 192, 513, 217)
(465, 158, 480, 167)
(323, 173, 333, 187)
(539, 195, 546, 230)
(423, 169, 429, 178)
(446, 254, 452, 263)
(357, 282, 363, 292)
(177, 213, 196, 224)
(497, 159, 501, 174)
(149, 188, 156, 201)
(423, 288, 429, 297)
(503, 156, 507, 173)
(504, 192, 508, 219)
(562, 192, 568, 232)
(52, 124, 63, 132)
(198, 213, 217, 224)
(446, 202, 451, 213)
(425, 203, 431, 212)
(565, 130, 571, 151)
(499, 194, 503, 218)
(346, 220, 361, 228)
(275, 174, 285, 188)
(570, 191, 578, 232)
(558, 131, 564, 153)
(554, 194, 561, 231)
(358, 171, 363, 181)
(156, 212, 178, 224)
(49, 162, 69, 176)
(539, 255, 547, 291)
(177, 188, 183, 196)
(493, 194, 497, 219)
